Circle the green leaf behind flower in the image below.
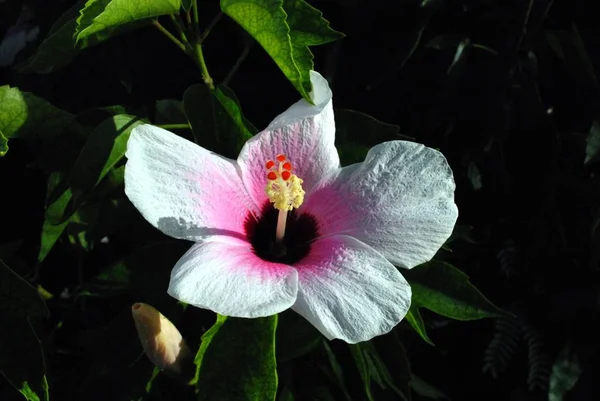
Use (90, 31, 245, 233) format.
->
(17, 1, 146, 73)
(0, 86, 73, 141)
(404, 260, 509, 322)
(69, 114, 144, 196)
(585, 120, 600, 165)
(16, 1, 83, 73)
(38, 114, 144, 229)
(0, 260, 49, 319)
(194, 314, 279, 401)
(276, 310, 322, 362)
(155, 100, 188, 125)
(183, 83, 256, 157)
(334, 108, 413, 165)
(322, 341, 352, 401)
(0, 260, 49, 401)
(405, 307, 434, 345)
(75, 0, 181, 45)
(0, 315, 49, 401)
(349, 338, 411, 401)
(220, 0, 343, 101)
(0, 130, 8, 157)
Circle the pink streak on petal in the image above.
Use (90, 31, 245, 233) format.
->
(299, 168, 360, 237)
(168, 235, 298, 318)
(125, 125, 259, 242)
(301, 141, 458, 269)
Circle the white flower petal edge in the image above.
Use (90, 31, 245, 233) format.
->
(168, 235, 299, 318)
(125, 125, 259, 241)
(292, 234, 411, 344)
(303, 140, 458, 269)
(237, 71, 339, 208)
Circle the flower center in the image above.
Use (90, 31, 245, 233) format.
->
(243, 154, 315, 264)
(244, 203, 319, 264)
(264, 154, 305, 245)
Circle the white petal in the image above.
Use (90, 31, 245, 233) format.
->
(303, 140, 458, 269)
(125, 125, 259, 242)
(168, 235, 298, 317)
(237, 71, 339, 208)
(292, 235, 411, 343)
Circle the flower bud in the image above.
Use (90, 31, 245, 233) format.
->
(131, 303, 193, 379)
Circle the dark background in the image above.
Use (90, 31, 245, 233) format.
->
(1, 0, 600, 400)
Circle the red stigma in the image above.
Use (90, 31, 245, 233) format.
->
(276, 154, 286, 162)
(281, 170, 291, 181)
(282, 162, 292, 171)
(267, 171, 277, 181)
(265, 160, 275, 169)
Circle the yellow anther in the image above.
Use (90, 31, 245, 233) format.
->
(264, 155, 305, 211)
(266, 174, 305, 211)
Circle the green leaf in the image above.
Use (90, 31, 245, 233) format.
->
(282, 0, 344, 96)
(0, 315, 49, 401)
(155, 100, 187, 125)
(0, 261, 49, 401)
(38, 170, 116, 262)
(0, 241, 29, 276)
(278, 387, 295, 401)
(322, 341, 352, 401)
(0, 86, 73, 140)
(182, 0, 193, 12)
(546, 26, 598, 88)
(426, 33, 465, 50)
(277, 310, 322, 362)
(349, 344, 374, 401)
(75, 0, 181, 44)
(17, 0, 148, 73)
(311, 386, 337, 401)
(76, 105, 130, 126)
(404, 260, 508, 321)
(0, 130, 8, 157)
(371, 334, 412, 401)
(334, 108, 413, 165)
(0, 260, 49, 319)
(220, 0, 343, 101)
(183, 83, 256, 157)
(349, 340, 411, 401)
(16, 1, 82, 73)
(83, 241, 189, 299)
(69, 114, 144, 195)
(409, 374, 448, 400)
(405, 307, 434, 345)
(38, 173, 73, 262)
(549, 342, 582, 401)
(445, 225, 475, 245)
(585, 120, 600, 165)
(194, 315, 278, 401)
(40, 113, 144, 226)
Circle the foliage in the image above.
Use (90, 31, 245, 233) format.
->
(1, 0, 600, 400)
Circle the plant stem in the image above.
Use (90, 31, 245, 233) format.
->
(185, 6, 192, 25)
(194, 42, 214, 90)
(223, 43, 251, 86)
(200, 12, 223, 42)
(169, 14, 188, 44)
(192, 0, 200, 35)
(189, 1, 214, 90)
(152, 20, 187, 54)
(157, 123, 191, 130)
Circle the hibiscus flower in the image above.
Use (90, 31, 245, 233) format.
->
(124, 71, 458, 343)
